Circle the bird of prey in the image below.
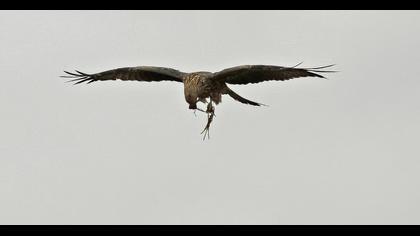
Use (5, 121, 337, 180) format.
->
(61, 63, 335, 139)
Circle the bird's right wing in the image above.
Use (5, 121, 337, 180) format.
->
(61, 66, 187, 85)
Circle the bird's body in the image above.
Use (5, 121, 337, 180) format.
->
(183, 72, 225, 109)
(61, 64, 335, 139)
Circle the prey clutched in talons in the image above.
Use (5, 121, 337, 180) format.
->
(200, 99, 216, 140)
(200, 111, 214, 140)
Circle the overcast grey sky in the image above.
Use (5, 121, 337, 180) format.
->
(1, 10, 419, 224)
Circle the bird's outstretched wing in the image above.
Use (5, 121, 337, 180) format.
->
(211, 64, 336, 85)
(61, 66, 186, 85)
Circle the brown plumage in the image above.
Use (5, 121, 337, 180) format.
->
(61, 64, 335, 139)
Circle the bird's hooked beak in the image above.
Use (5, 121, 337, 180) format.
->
(189, 103, 197, 110)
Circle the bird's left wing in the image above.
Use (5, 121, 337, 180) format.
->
(211, 64, 335, 85)
(61, 66, 186, 85)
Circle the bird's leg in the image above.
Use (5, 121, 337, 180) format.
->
(201, 98, 215, 140)
(195, 107, 206, 113)
(192, 102, 208, 118)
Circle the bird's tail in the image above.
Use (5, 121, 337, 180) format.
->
(225, 87, 266, 106)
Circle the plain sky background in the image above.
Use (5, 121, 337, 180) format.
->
(1, 10, 419, 224)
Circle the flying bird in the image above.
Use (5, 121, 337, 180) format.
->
(61, 64, 335, 139)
